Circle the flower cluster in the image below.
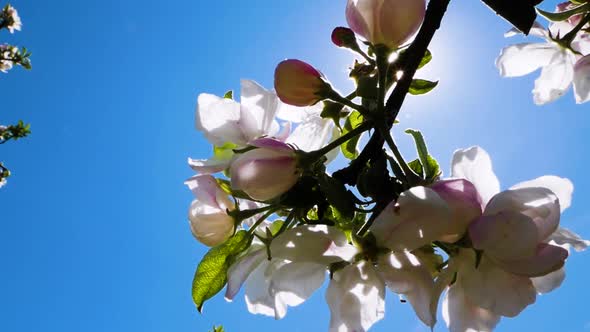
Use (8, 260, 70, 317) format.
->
(496, 1, 590, 105)
(0, 4, 21, 33)
(186, 0, 589, 331)
(0, 4, 31, 74)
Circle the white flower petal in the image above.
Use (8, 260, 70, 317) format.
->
(533, 49, 576, 105)
(245, 259, 286, 317)
(270, 262, 326, 319)
(371, 186, 452, 252)
(377, 252, 436, 327)
(326, 262, 385, 332)
(548, 227, 590, 252)
(451, 146, 500, 207)
(442, 284, 501, 332)
(225, 247, 267, 301)
(573, 55, 590, 104)
(510, 175, 573, 212)
(457, 251, 536, 317)
(286, 114, 334, 152)
(496, 43, 556, 77)
(270, 225, 358, 264)
(188, 157, 231, 174)
(196, 93, 246, 146)
(531, 267, 566, 294)
(239, 80, 280, 141)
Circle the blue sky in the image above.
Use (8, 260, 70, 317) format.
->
(1, 1, 589, 331)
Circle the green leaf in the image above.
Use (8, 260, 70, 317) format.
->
(192, 231, 251, 312)
(340, 111, 364, 159)
(408, 159, 424, 178)
(223, 90, 234, 99)
(409, 79, 439, 95)
(417, 49, 433, 69)
(213, 142, 238, 160)
(210, 326, 225, 332)
(537, 3, 589, 22)
(321, 101, 346, 129)
(318, 174, 355, 221)
(405, 129, 440, 180)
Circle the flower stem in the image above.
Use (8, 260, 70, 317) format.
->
(247, 208, 279, 236)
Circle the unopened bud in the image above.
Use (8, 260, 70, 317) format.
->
(230, 138, 300, 201)
(346, 0, 426, 49)
(331, 27, 359, 49)
(274, 59, 331, 107)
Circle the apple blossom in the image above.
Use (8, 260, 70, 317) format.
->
(371, 179, 481, 252)
(274, 59, 331, 107)
(224, 226, 353, 320)
(230, 138, 300, 201)
(185, 175, 236, 247)
(0, 177, 6, 188)
(1, 5, 21, 33)
(268, 224, 440, 330)
(440, 146, 588, 331)
(345, 0, 426, 48)
(496, 12, 590, 105)
(190, 80, 335, 174)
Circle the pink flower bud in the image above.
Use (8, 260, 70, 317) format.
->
(346, 0, 426, 48)
(331, 27, 358, 48)
(274, 59, 329, 107)
(186, 175, 236, 247)
(230, 138, 300, 201)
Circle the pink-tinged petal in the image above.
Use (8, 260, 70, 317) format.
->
(531, 267, 566, 294)
(510, 175, 573, 212)
(457, 251, 536, 317)
(496, 43, 556, 77)
(249, 137, 294, 152)
(573, 55, 590, 104)
(270, 262, 326, 319)
(326, 262, 385, 332)
(185, 175, 225, 207)
(451, 146, 500, 207)
(442, 284, 501, 332)
(485, 187, 560, 242)
(377, 252, 436, 327)
(225, 247, 267, 301)
(239, 79, 280, 141)
(493, 243, 568, 277)
(270, 225, 358, 264)
(346, 0, 374, 43)
(230, 146, 299, 201)
(196, 93, 247, 146)
(469, 211, 540, 261)
(533, 49, 576, 105)
(188, 157, 231, 174)
(548, 227, 590, 252)
(371, 186, 452, 252)
(431, 179, 483, 243)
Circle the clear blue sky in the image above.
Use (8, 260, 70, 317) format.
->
(1, 1, 588, 331)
